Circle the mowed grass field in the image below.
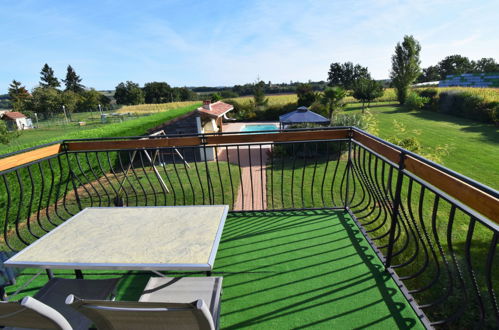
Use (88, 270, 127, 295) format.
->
(344, 102, 499, 189)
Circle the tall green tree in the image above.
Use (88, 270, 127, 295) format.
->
(30, 87, 62, 117)
(253, 81, 268, 109)
(296, 83, 317, 107)
(114, 81, 144, 105)
(143, 82, 171, 103)
(63, 65, 84, 92)
(8, 80, 31, 112)
(60, 90, 81, 118)
(78, 89, 102, 112)
(473, 58, 499, 73)
(328, 62, 370, 89)
(39, 63, 60, 88)
(417, 65, 441, 83)
(437, 55, 473, 78)
(352, 78, 384, 112)
(321, 87, 346, 120)
(390, 35, 421, 104)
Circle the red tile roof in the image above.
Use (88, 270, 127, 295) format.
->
(2, 111, 26, 119)
(197, 101, 233, 118)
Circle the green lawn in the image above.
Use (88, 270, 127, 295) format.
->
(344, 102, 499, 189)
(6, 210, 424, 329)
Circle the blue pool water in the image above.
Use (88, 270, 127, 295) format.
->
(241, 124, 278, 132)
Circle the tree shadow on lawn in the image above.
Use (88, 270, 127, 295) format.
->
(405, 111, 499, 144)
(345, 102, 400, 112)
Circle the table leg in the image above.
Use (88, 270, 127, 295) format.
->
(75, 270, 84, 279)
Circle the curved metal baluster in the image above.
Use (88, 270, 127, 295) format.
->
(117, 151, 138, 206)
(35, 163, 50, 231)
(181, 147, 196, 205)
(2, 175, 17, 250)
(247, 145, 254, 210)
(236, 145, 244, 211)
(269, 144, 274, 210)
(463, 217, 486, 328)
(86, 152, 111, 205)
(44, 158, 58, 226)
(159, 151, 176, 206)
(310, 142, 319, 208)
(259, 144, 264, 210)
(280, 144, 285, 209)
(290, 143, 296, 209)
(224, 146, 235, 210)
(215, 145, 225, 206)
(320, 141, 331, 208)
(300, 142, 307, 209)
(128, 150, 148, 206)
(14, 170, 32, 244)
(96, 152, 118, 206)
(25, 166, 39, 235)
(419, 196, 455, 309)
(192, 146, 205, 205)
(139, 151, 158, 206)
(411, 188, 441, 295)
(485, 232, 499, 325)
(170, 147, 185, 205)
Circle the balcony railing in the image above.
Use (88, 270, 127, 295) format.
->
(0, 127, 497, 328)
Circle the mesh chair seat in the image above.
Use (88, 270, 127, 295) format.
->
(34, 277, 120, 330)
(139, 277, 223, 328)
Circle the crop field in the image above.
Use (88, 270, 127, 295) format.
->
(117, 101, 201, 114)
(414, 86, 499, 102)
(230, 94, 298, 105)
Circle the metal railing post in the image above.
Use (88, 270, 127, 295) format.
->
(385, 151, 406, 268)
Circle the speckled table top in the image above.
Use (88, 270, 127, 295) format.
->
(6, 205, 228, 271)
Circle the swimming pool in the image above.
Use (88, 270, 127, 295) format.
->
(240, 124, 278, 133)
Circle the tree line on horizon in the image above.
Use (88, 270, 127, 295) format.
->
(7, 64, 111, 120)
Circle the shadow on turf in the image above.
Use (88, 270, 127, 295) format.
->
(220, 212, 420, 329)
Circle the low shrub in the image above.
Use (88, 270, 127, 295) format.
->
(404, 92, 430, 110)
(415, 88, 439, 111)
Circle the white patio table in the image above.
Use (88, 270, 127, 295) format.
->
(5, 205, 229, 273)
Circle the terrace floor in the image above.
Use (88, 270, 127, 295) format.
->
(7, 210, 424, 329)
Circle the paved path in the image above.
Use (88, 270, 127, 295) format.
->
(217, 145, 270, 211)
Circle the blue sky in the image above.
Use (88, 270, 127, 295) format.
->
(1, 0, 498, 93)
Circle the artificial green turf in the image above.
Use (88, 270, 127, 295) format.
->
(6, 210, 424, 329)
(214, 210, 424, 329)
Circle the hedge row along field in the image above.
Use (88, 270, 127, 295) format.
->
(414, 87, 499, 124)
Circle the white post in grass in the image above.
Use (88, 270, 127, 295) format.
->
(62, 105, 69, 124)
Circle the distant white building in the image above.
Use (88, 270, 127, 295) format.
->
(1, 111, 34, 130)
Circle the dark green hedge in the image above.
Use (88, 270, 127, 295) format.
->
(415, 89, 497, 124)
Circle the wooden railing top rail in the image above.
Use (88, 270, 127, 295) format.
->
(0, 144, 62, 172)
(0, 128, 496, 223)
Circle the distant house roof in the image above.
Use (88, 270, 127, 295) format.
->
(2, 111, 27, 120)
(197, 101, 233, 118)
(279, 106, 329, 124)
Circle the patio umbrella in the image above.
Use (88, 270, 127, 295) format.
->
(279, 106, 329, 128)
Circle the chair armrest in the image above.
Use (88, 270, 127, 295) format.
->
(21, 296, 73, 330)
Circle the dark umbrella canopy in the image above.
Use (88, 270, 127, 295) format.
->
(279, 106, 329, 124)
